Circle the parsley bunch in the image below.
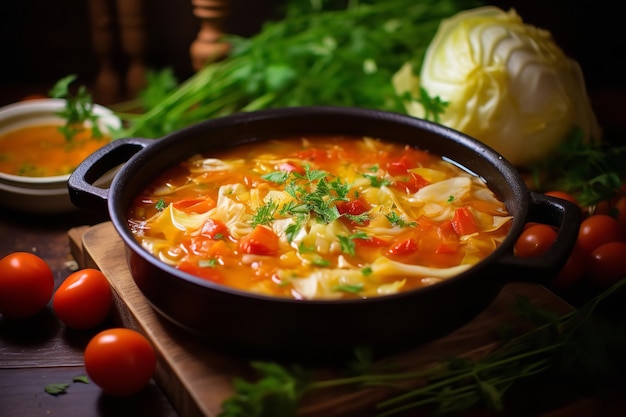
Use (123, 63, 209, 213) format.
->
(117, 0, 482, 138)
(49, 74, 102, 142)
(529, 130, 626, 207)
(219, 278, 626, 417)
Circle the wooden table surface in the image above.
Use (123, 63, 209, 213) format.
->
(1, 203, 626, 417)
(0, 207, 179, 417)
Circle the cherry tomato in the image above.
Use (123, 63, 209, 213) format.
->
(587, 242, 626, 289)
(84, 328, 156, 396)
(514, 224, 558, 258)
(613, 195, 626, 234)
(53, 269, 112, 329)
(0, 252, 54, 318)
(549, 244, 585, 291)
(577, 214, 624, 255)
(544, 190, 580, 210)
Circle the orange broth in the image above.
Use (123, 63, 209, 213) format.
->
(0, 124, 110, 177)
(127, 136, 512, 300)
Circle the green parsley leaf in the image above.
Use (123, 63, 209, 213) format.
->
(73, 375, 89, 384)
(364, 174, 391, 188)
(199, 258, 218, 268)
(252, 200, 279, 227)
(45, 383, 70, 396)
(312, 258, 331, 267)
(155, 198, 167, 211)
(333, 283, 364, 293)
(345, 213, 370, 225)
(386, 211, 417, 228)
(50, 74, 102, 142)
(263, 171, 291, 184)
(415, 87, 449, 123)
(338, 232, 368, 256)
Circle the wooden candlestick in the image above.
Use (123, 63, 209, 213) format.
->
(88, 0, 121, 104)
(116, 0, 147, 97)
(189, 0, 231, 70)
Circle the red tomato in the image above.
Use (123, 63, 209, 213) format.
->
(337, 199, 370, 226)
(515, 224, 558, 258)
(587, 242, 626, 288)
(387, 238, 418, 258)
(544, 190, 578, 205)
(52, 269, 112, 329)
(544, 191, 580, 211)
(0, 252, 54, 318)
(276, 161, 305, 174)
(200, 218, 229, 240)
(577, 214, 624, 255)
(394, 172, 429, 194)
(386, 157, 412, 175)
(84, 328, 156, 396)
(451, 207, 478, 236)
(549, 244, 585, 291)
(336, 199, 369, 217)
(613, 196, 626, 234)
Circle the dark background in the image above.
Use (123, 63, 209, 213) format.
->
(0, 0, 623, 136)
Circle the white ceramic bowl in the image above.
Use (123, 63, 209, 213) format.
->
(0, 98, 121, 214)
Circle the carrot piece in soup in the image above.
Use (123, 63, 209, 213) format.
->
(172, 197, 215, 214)
(239, 226, 280, 256)
(178, 260, 224, 282)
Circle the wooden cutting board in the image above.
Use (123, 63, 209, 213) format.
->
(70, 222, 573, 417)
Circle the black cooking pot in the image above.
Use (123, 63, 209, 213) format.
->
(68, 107, 580, 359)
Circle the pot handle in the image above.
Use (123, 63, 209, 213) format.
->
(494, 191, 581, 283)
(68, 138, 152, 214)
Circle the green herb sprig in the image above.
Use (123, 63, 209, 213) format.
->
(219, 278, 626, 417)
(116, 0, 482, 139)
(49, 75, 102, 142)
(529, 130, 626, 207)
(260, 165, 351, 236)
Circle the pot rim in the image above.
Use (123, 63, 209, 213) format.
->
(105, 106, 530, 305)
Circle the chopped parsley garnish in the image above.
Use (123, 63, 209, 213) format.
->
(252, 200, 279, 227)
(338, 231, 369, 256)
(199, 258, 218, 268)
(44, 383, 70, 396)
(333, 283, 364, 293)
(363, 174, 392, 188)
(386, 211, 417, 228)
(312, 258, 331, 267)
(155, 198, 167, 211)
(258, 165, 352, 233)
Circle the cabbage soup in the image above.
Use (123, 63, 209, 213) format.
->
(126, 136, 512, 300)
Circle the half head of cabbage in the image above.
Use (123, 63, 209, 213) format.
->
(393, 6, 602, 167)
